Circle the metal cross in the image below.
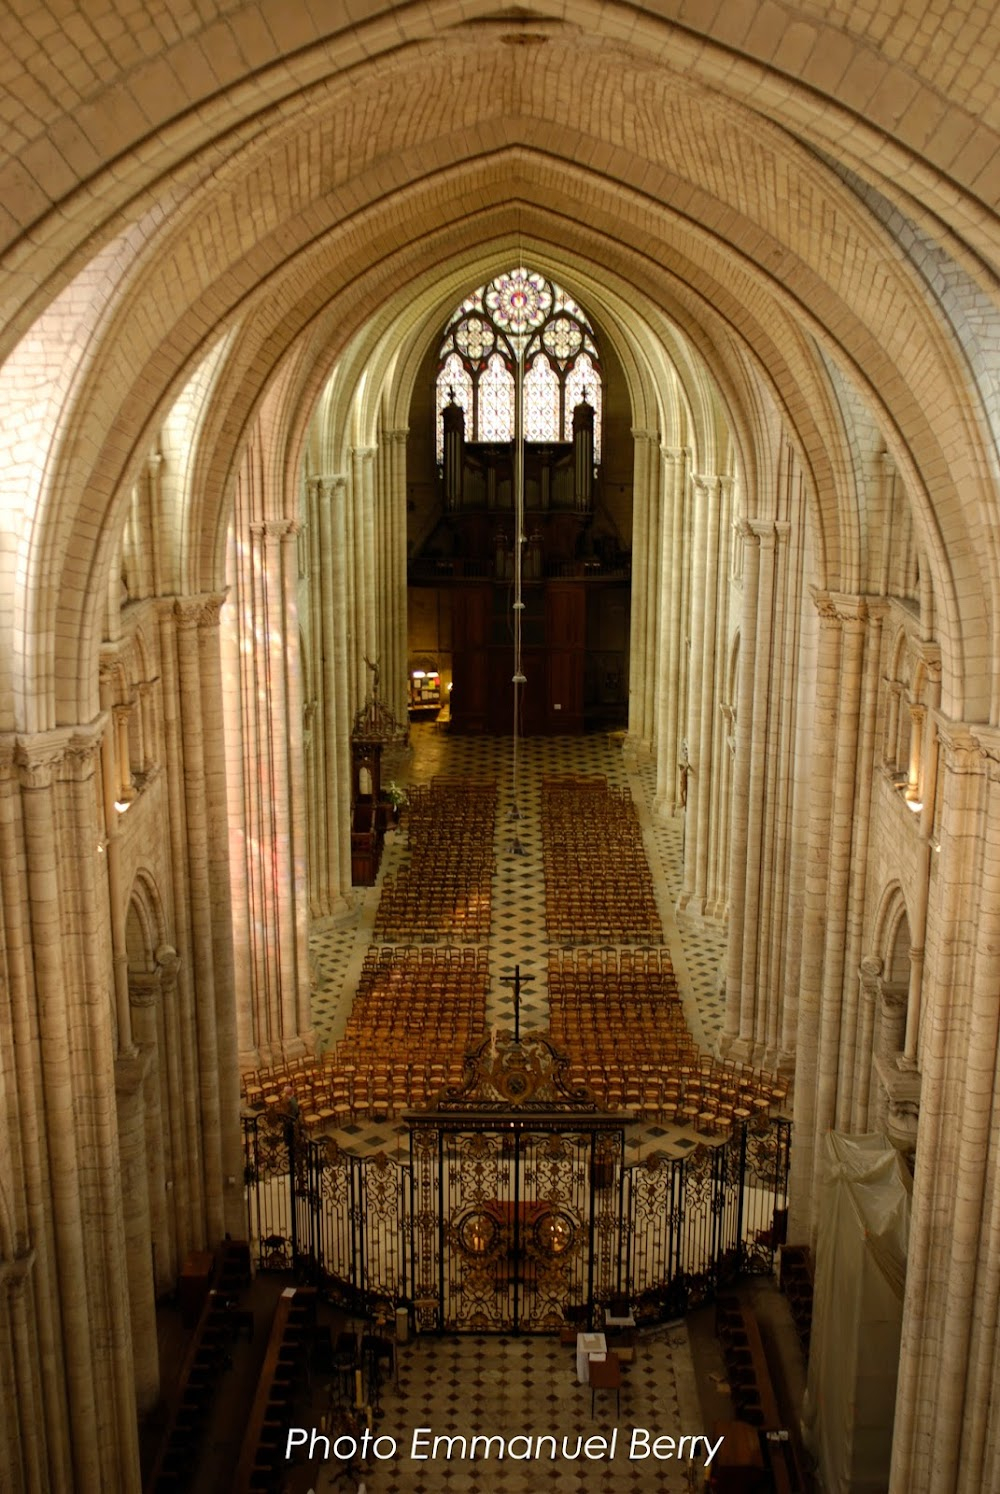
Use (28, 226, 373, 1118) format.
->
(499, 964, 535, 1043)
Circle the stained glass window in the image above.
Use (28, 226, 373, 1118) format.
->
(524, 354, 560, 442)
(454, 315, 495, 367)
(484, 268, 551, 337)
(478, 353, 515, 443)
(541, 315, 583, 362)
(436, 352, 474, 461)
(564, 352, 602, 457)
(436, 265, 602, 462)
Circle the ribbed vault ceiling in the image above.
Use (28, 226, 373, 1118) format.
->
(0, 2, 998, 730)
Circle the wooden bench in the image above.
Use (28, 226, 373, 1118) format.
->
(145, 1289, 240, 1492)
(233, 1286, 316, 1494)
(779, 1243, 814, 1354)
(715, 1299, 808, 1494)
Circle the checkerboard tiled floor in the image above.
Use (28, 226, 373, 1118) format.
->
(306, 1325, 705, 1494)
(307, 727, 731, 1161)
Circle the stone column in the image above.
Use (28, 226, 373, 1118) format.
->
(171, 597, 242, 1240)
(760, 519, 796, 1062)
(16, 726, 142, 1489)
(813, 594, 867, 1188)
(706, 487, 737, 920)
(679, 474, 724, 913)
(351, 447, 378, 704)
(114, 1051, 159, 1413)
(305, 476, 353, 914)
(736, 522, 778, 1055)
(627, 430, 655, 747)
(156, 602, 204, 1251)
(902, 660, 941, 1068)
(388, 430, 410, 724)
(654, 448, 687, 816)
(329, 479, 354, 892)
(307, 478, 332, 915)
(0, 1256, 46, 1494)
(956, 745, 1000, 1494)
(174, 600, 226, 1239)
(280, 522, 312, 1051)
(195, 598, 245, 1238)
(890, 725, 999, 1494)
(97, 678, 136, 1058)
(642, 437, 661, 749)
(787, 592, 848, 1238)
(128, 962, 173, 1292)
(721, 521, 760, 1051)
(835, 599, 886, 1124)
(853, 956, 883, 1130)
(233, 520, 312, 1063)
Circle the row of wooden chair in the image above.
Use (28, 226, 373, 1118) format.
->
(360, 944, 488, 975)
(549, 950, 787, 1133)
(549, 946, 676, 975)
(542, 779, 664, 943)
(374, 781, 497, 943)
(244, 943, 491, 1121)
(247, 1056, 471, 1126)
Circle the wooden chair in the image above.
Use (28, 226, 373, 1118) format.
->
(589, 1352, 621, 1417)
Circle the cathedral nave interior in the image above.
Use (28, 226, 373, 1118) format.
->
(3, 3, 1000, 1491)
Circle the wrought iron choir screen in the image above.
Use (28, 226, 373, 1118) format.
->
(242, 1033, 791, 1332)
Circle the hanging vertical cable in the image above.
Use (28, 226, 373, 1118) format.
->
(509, 251, 526, 853)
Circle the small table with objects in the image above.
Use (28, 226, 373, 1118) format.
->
(576, 1331, 607, 1384)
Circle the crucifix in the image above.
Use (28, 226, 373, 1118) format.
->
(499, 965, 534, 1043)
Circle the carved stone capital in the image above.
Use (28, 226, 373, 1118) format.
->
(885, 1096, 920, 1154)
(249, 519, 299, 540)
(173, 593, 226, 631)
(15, 742, 64, 790)
(878, 983, 909, 1017)
(972, 724, 1000, 780)
(810, 587, 840, 623)
(812, 588, 867, 626)
(746, 517, 777, 548)
(691, 472, 723, 498)
(859, 956, 883, 997)
(937, 720, 984, 776)
(128, 971, 161, 1008)
(16, 722, 103, 788)
(829, 591, 867, 624)
(0, 1250, 36, 1295)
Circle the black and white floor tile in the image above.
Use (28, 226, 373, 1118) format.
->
(307, 1325, 705, 1493)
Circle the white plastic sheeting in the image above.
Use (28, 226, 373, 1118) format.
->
(801, 1133, 912, 1493)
